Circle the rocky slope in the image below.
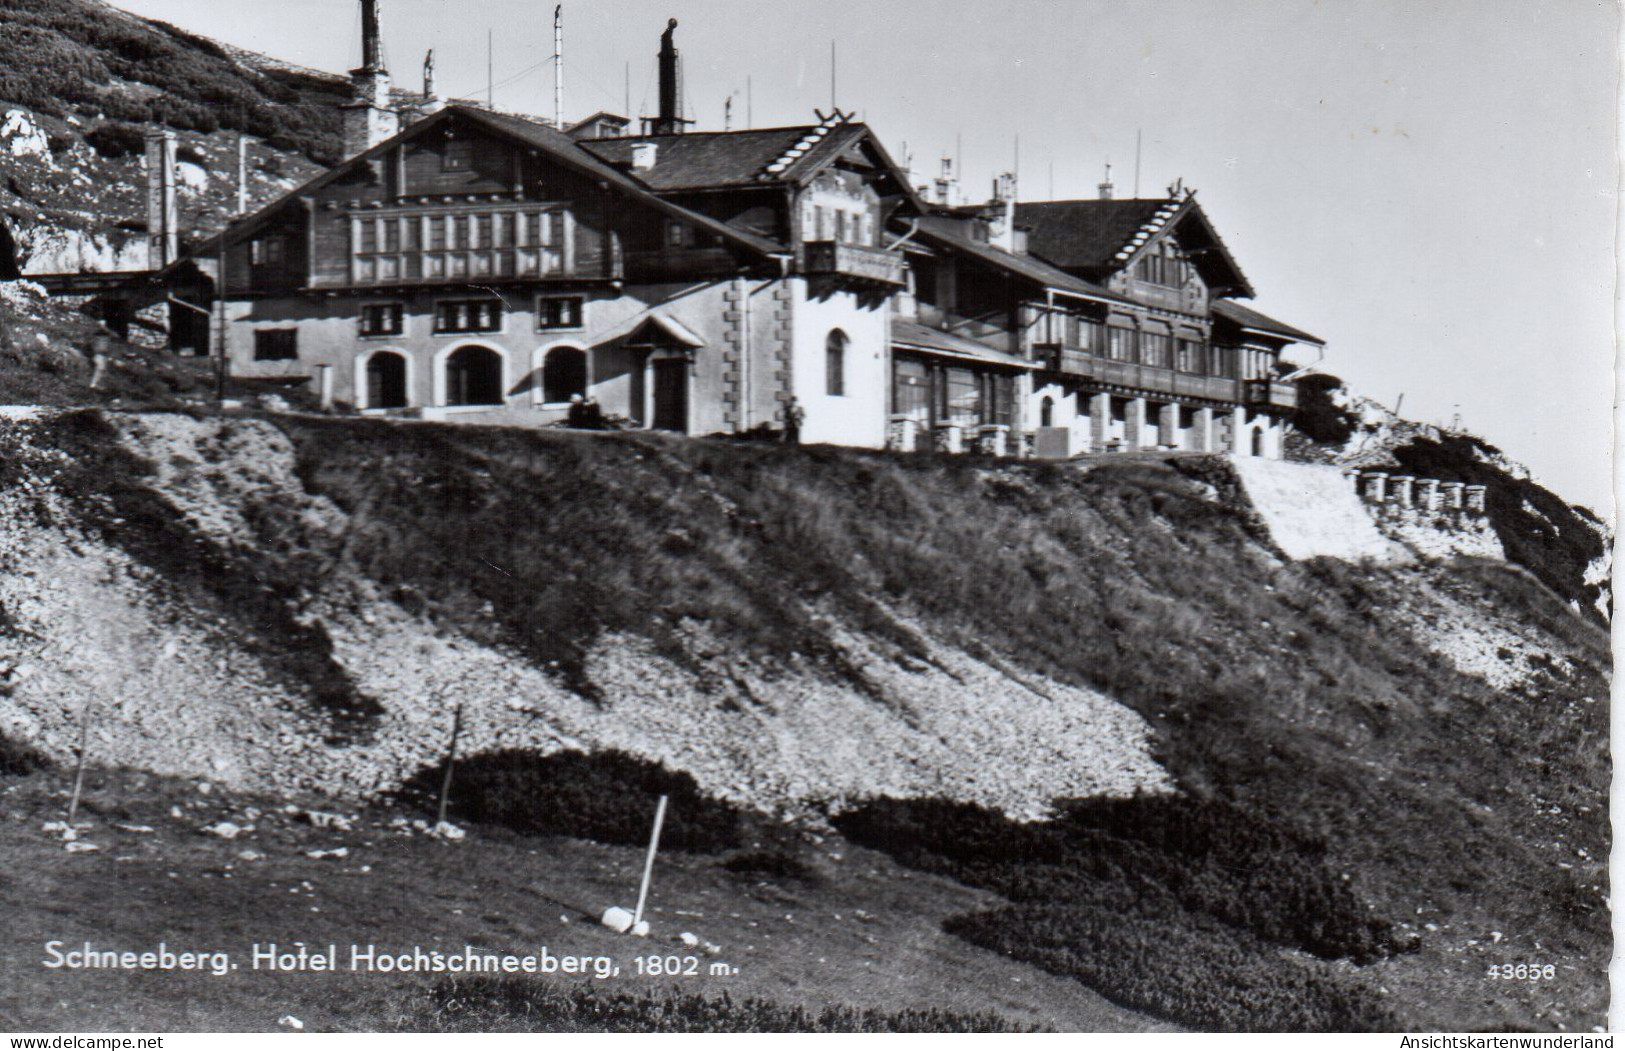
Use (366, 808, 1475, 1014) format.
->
(1288, 374, 1610, 621)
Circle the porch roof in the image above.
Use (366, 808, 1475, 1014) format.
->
(892, 319, 1040, 370)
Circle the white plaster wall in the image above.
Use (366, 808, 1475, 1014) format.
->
(226, 282, 743, 429)
(789, 281, 889, 447)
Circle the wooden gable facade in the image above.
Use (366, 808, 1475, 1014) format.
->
(221, 107, 776, 300)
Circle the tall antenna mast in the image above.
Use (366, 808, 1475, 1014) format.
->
(1134, 127, 1142, 197)
(487, 29, 494, 108)
(830, 40, 837, 110)
(553, 4, 563, 128)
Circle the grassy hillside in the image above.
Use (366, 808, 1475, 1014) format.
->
(12, 409, 1607, 1031)
(0, 0, 344, 163)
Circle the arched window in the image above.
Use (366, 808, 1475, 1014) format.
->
(1040, 395, 1054, 428)
(445, 345, 504, 405)
(365, 350, 408, 409)
(825, 329, 848, 396)
(542, 346, 587, 404)
(1251, 426, 1266, 458)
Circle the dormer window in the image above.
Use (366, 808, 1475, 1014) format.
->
(665, 220, 691, 247)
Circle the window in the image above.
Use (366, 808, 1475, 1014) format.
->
(665, 220, 690, 247)
(360, 302, 405, 337)
(1108, 327, 1135, 362)
(1040, 396, 1054, 428)
(982, 373, 1015, 426)
(1141, 332, 1172, 368)
(541, 346, 588, 404)
(537, 295, 584, 331)
(443, 137, 472, 172)
(940, 367, 980, 425)
(253, 328, 297, 361)
(825, 329, 848, 396)
(434, 298, 503, 334)
(893, 358, 929, 421)
(1176, 338, 1207, 374)
(1135, 243, 1187, 287)
(250, 236, 285, 267)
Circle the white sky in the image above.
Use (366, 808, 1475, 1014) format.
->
(113, 0, 1620, 513)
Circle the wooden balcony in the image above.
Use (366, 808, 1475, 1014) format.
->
(1034, 344, 1241, 403)
(803, 240, 906, 286)
(1244, 379, 1299, 410)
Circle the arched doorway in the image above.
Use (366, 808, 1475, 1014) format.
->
(365, 351, 408, 409)
(542, 346, 587, 404)
(445, 345, 504, 406)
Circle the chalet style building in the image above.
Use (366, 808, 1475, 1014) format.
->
(214, 2, 1321, 459)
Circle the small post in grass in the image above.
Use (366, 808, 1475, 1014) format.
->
(631, 794, 669, 930)
(435, 699, 464, 829)
(66, 699, 93, 826)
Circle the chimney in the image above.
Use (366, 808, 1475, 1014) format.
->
(343, 0, 399, 157)
(655, 18, 686, 134)
(631, 141, 659, 171)
(359, 0, 383, 72)
(419, 49, 445, 116)
(933, 155, 957, 206)
(986, 172, 1017, 253)
(1098, 161, 1114, 200)
(144, 130, 177, 268)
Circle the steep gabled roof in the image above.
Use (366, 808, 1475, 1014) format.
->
(1015, 194, 1255, 298)
(217, 105, 787, 262)
(576, 119, 923, 211)
(1211, 300, 1323, 346)
(912, 215, 1129, 306)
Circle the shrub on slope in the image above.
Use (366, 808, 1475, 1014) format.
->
(0, 0, 343, 162)
(398, 749, 742, 853)
(1388, 434, 1609, 619)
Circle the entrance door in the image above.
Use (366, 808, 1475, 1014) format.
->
(366, 351, 408, 409)
(651, 358, 687, 431)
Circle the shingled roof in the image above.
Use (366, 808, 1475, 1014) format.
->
(577, 121, 871, 191)
(1015, 195, 1255, 297)
(1014, 199, 1165, 271)
(1211, 300, 1323, 346)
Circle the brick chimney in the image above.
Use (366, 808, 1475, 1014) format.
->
(343, 0, 399, 157)
(986, 172, 1018, 253)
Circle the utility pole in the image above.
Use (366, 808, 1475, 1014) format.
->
(235, 132, 248, 215)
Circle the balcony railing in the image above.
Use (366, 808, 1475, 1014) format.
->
(1244, 379, 1299, 410)
(1034, 345, 1242, 402)
(803, 240, 906, 286)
